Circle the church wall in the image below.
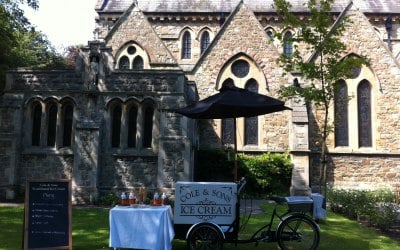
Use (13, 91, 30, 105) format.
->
(0, 57, 190, 202)
(190, 5, 291, 152)
(308, 9, 400, 192)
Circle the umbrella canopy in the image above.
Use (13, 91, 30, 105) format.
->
(175, 85, 291, 119)
(175, 85, 291, 181)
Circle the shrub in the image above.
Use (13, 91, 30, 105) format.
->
(327, 188, 398, 229)
(195, 149, 292, 198)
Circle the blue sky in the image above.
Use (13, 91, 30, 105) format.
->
(23, 0, 97, 52)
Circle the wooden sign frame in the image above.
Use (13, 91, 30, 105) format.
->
(23, 180, 72, 250)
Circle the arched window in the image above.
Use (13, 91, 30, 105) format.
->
(221, 78, 235, 89)
(111, 105, 122, 147)
(181, 31, 191, 59)
(222, 118, 234, 145)
(47, 104, 57, 147)
(143, 106, 154, 148)
(357, 80, 372, 147)
(32, 102, 42, 146)
(283, 31, 293, 58)
(200, 31, 210, 54)
(62, 104, 73, 147)
(127, 106, 138, 148)
(118, 56, 130, 70)
(221, 79, 235, 145)
(244, 79, 259, 145)
(132, 56, 143, 70)
(334, 80, 349, 147)
(266, 30, 273, 40)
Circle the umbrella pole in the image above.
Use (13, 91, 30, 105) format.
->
(234, 118, 238, 182)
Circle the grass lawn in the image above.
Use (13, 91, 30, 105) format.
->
(1, 203, 399, 250)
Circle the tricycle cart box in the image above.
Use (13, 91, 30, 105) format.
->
(174, 182, 237, 225)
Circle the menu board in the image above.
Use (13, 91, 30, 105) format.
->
(24, 180, 72, 250)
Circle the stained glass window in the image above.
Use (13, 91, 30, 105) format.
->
(143, 106, 154, 148)
(283, 31, 293, 58)
(182, 31, 191, 59)
(111, 106, 122, 147)
(132, 56, 143, 70)
(231, 59, 250, 78)
(222, 118, 234, 145)
(245, 79, 258, 145)
(32, 102, 42, 146)
(200, 31, 210, 54)
(62, 104, 73, 147)
(128, 106, 137, 148)
(47, 104, 57, 147)
(118, 56, 130, 70)
(358, 80, 372, 147)
(334, 80, 349, 147)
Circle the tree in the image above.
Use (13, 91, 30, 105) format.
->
(273, 0, 368, 196)
(0, 0, 64, 91)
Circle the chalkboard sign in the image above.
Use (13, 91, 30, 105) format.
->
(24, 180, 72, 250)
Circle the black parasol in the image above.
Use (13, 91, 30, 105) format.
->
(175, 85, 291, 181)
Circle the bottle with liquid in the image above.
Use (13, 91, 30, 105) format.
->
(121, 192, 127, 206)
(153, 192, 159, 206)
(129, 192, 135, 205)
(161, 193, 166, 205)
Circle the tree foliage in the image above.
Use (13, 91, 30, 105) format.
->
(273, 0, 369, 195)
(0, 0, 65, 91)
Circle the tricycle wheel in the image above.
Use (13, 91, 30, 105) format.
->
(187, 224, 223, 250)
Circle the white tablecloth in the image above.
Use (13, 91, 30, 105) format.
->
(109, 205, 175, 250)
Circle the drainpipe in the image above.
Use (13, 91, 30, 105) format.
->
(385, 14, 393, 51)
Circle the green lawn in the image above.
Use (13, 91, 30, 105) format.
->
(0, 203, 399, 250)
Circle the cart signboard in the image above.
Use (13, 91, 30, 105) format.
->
(174, 182, 237, 225)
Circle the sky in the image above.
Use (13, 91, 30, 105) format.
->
(22, 0, 98, 52)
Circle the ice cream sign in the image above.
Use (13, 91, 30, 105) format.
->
(174, 182, 237, 225)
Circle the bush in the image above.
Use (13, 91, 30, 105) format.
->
(195, 149, 292, 198)
(327, 188, 398, 229)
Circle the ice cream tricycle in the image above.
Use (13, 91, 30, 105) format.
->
(173, 178, 320, 250)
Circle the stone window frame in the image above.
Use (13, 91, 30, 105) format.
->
(244, 79, 259, 146)
(283, 29, 294, 58)
(331, 63, 377, 152)
(217, 54, 267, 150)
(334, 79, 349, 147)
(25, 97, 75, 150)
(198, 28, 213, 54)
(115, 42, 149, 70)
(181, 30, 192, 59)
(265, 26, 275, 41)
(357, 80, 372, 147)
(106, 98, 157, 154)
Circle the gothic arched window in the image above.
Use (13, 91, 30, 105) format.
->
(32, 102, 42, 146)
(222, 118, 234, 145)
(200, 31, 210, 54)
(47, 104, 58, 147)
(118, 56, 130, 70)
(221, 79, 235, 145)
(62, 104, 73, 147)
(181, 31, 191, 59)
(127, 106, 138, 148)
(334, 80, 349, 147)
(111, 105, 122, 148)
(357, 80, 372, 147)
(143, 106, 154, 148)
(132, 56, 143, 70)
(283, 31, 293, 58)
(244, 79, 259, 145)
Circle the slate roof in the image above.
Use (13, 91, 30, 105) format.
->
(95, 0, 400, 13)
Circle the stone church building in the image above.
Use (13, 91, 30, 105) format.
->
(1, 0, 399, 203)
